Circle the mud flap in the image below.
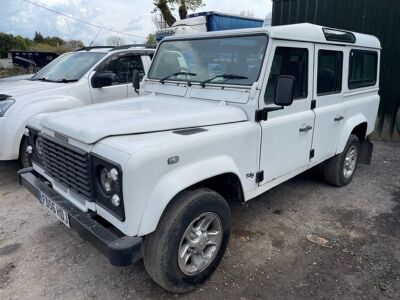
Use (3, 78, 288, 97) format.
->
(359, 137, 373, 165)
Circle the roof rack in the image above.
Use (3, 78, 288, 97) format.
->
(109, 44, 148, 51)
(76, 46, 115, 52)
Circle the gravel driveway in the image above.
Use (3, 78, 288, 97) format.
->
(0, 141, 399, 299)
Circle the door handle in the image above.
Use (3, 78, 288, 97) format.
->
(334, 115, 345, 122)
(299, 125, 313, 132)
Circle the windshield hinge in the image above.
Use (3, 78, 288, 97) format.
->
(311, 100, 316, 110)
(255, 107, 284, 122)
(255, 109, 267, 122)
(256, 171, 264, 183)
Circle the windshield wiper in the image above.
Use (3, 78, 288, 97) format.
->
(160, 72, 197, 84)
(200, 74, 248, 88)
(32, 77, 53, 82)
(55, 79, 79, 83)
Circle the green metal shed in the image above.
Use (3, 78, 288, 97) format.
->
(272, 0, 400, 140)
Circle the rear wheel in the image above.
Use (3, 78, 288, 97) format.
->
(143, 188, 231, 293)
(324, 134, 360, 187)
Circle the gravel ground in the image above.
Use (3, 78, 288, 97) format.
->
(0, 141, 399, 300)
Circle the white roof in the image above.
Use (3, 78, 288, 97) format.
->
(165, 23, 381, 49)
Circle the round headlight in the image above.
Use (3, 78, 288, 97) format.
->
(111, 194, 120, 207)
(24, 128, 30, 137)
(99, 168, 112, 193)
(35, 137, 43, 155)
(109, 168, 119, 181)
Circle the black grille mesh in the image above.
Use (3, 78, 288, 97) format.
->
(40, 135, 93, 199)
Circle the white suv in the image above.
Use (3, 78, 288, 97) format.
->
(20, 24, 380, 293)
(0, 46, 154, 165)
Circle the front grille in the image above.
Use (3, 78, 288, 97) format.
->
(40, 135, 93, 199)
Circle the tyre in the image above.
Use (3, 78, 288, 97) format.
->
(324, 134, 360, 187)
(143, 188, 231, 293)
(19, 137, 31, 168)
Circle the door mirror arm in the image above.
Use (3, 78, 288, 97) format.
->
(255, 106, 284, 122)
(132, 70, 141, 94)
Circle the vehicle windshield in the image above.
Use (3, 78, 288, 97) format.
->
(148, 34, 268, 86)
(32, 52, 106, 82)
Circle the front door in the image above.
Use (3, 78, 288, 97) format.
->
(259, 41, 315, 184)
(311, 45, 345, 161)
(90, 54, 145, 103)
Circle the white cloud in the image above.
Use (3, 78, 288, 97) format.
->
(1, 0, 273, 45)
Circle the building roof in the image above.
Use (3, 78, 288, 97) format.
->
(166, 23, 381, 49)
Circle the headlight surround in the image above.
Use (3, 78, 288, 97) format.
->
(90, 154, 125, 221)
(0, 99, 15, 117)
(25, 127, 44, 165)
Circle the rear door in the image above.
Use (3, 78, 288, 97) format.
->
(311, 45, 345, 161)
(258, 41, 315, 184)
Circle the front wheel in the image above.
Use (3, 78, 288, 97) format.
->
(324, 134, 360, 187)
(19, 137, 31, 168)
(143, 188, 231, 293)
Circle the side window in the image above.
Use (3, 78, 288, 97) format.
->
(265, 47, 308, 104)
(98, 55, 144, 85)
(317, 50, 343, 95)
(349, 50, 378, 89)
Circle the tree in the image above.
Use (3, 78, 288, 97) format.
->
(153, 0, 204, 27)
(63, 40, 85, 51)
(106, 36, 126, 46)
(44, 36, 65, 47)
(146, 34, 156, 48)
(33, 31, 44, 43)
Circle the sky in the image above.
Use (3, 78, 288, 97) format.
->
(1, 0, 272, 45)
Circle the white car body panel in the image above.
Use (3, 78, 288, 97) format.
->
(27, 24, 381, 238)
(0, 50, 153, 160)
(40, 95, 247, 144)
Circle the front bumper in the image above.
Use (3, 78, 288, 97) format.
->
(18, 168, 143, 266)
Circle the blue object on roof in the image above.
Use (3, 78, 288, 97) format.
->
(155, 11, 264, 42)
(188, 11, 264, 32)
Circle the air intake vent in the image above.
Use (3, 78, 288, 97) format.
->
(40, 135, 93, 199)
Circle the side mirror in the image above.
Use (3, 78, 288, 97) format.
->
(132, 70, 140, 93)
(274, 75, 295, 107)
(92, 73, 114, 88)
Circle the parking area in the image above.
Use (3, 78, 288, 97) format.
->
(0, 141, 399, 299)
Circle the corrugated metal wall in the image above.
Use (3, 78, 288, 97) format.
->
(272, 0, 400, 140)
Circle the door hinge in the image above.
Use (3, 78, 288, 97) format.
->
(310, 149, 315, 159)
(256, 171, 264, 183)
(311, 100, 316, 110)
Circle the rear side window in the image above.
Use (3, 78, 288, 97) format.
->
(317, 50, 343, 95)
(265, 47, 308, 104)
(349, 50, 378, 89)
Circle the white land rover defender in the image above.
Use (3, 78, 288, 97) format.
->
(0, 46, 154, 166)
(20, 24, 380, 293)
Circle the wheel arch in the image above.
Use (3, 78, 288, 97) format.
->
(137, 156, 244, 236)
(336, 114, 368, 154)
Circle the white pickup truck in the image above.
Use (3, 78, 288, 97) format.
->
(20, 24, 380, 293)
(0, 46, 154, 165)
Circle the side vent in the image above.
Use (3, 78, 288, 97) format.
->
(173, 128, 208, 136)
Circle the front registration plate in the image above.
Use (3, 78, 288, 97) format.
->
(39, 191, 70, 228)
